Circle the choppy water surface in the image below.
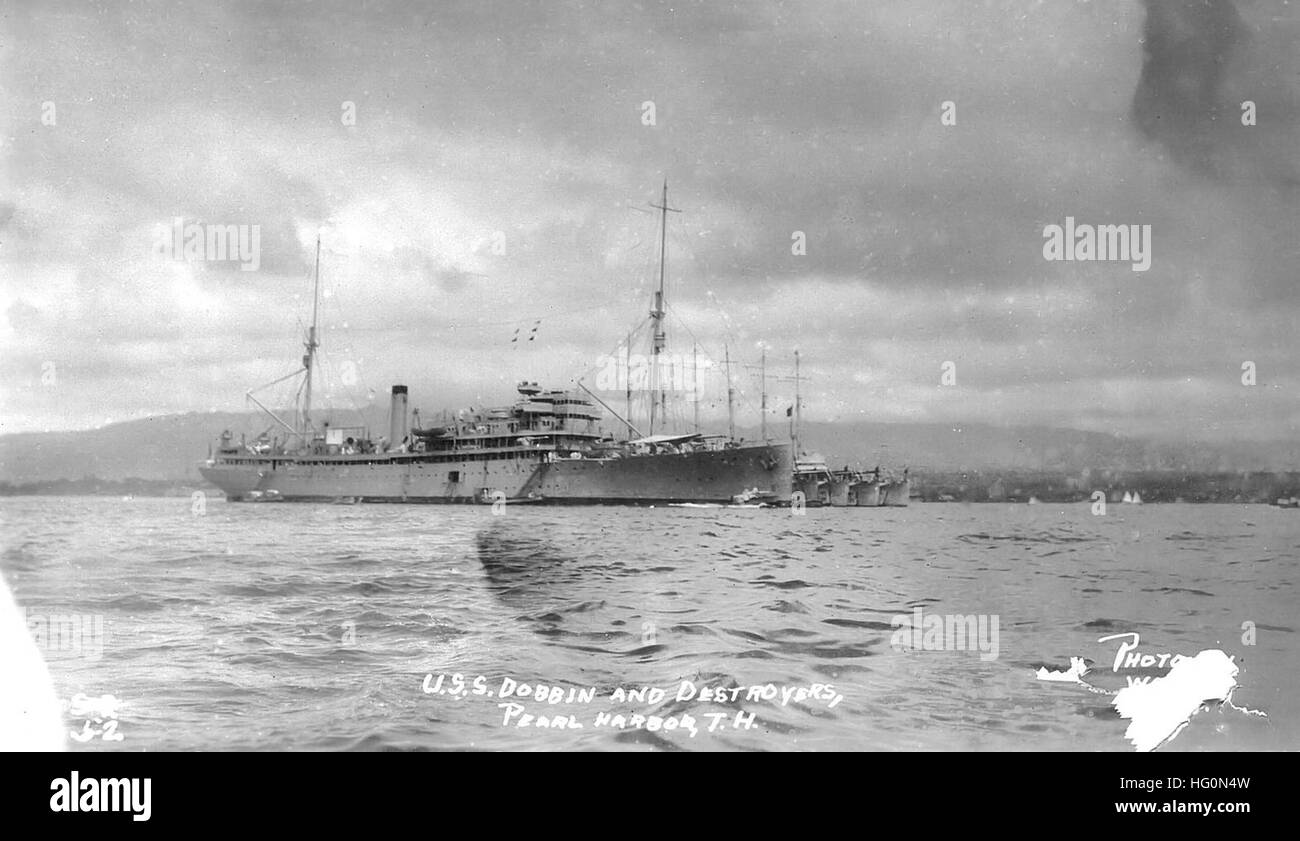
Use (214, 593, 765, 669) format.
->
(1, 497, 1295, 751)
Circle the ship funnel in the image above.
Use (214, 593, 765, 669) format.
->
(389, 385, 409, 450)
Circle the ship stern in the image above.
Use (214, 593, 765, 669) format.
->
(198, 460, 264, 501)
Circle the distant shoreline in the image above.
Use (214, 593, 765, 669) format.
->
(0, 479, 198, 498)
(3, 470, 1299, 505)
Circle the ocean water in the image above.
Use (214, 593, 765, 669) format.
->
(0, 497, 1295, 752)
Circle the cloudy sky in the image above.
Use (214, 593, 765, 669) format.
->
(2, 0, 1298, 445)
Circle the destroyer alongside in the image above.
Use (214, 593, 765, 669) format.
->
(793, 454, 911, 507)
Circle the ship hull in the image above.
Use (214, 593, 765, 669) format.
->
(199, 442, 792, 505)
(794, 476, 824, 506)
(198, 463, 265, 499)
(879, 479, 911, 507)
(851, 481, 880, 506)
(532, 444, 790, 503)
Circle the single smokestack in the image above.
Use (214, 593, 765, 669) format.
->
(389, 385, 408, 450)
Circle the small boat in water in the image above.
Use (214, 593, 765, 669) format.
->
(732, 487, 778, 505)
(476, 489, 546, 505)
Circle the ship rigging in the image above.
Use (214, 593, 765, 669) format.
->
(199, 183, 793, 505)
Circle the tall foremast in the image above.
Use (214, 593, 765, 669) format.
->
(647, 179, 678, 436)
(241, 234, 325, 447)
(300, 235, 321, 436)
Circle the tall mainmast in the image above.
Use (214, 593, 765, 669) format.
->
(624, 329, 633, 439)
(647, 180, 678, 436)
(692, 342, 700, 434)
(775, 350, 810, 456)
(723, 343, 736, 441)
(793, 349, 801, 456)
(301, 234, 321, 437)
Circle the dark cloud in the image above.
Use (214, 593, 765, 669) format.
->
(1133, 0, 1244, 174)
(1133, 0, 1300, 193)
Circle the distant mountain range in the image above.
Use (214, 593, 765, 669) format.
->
(2, 409, 1298, 486)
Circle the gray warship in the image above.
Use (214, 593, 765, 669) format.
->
(200, 185, 793, 505)
(793, 456, 911, 508)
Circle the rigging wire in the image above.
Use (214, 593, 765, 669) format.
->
(666, 310, 770, 429)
